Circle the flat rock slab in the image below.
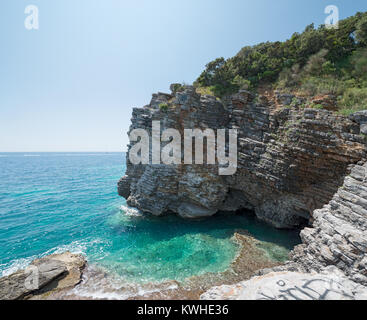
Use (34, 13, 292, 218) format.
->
(0, 252, 86, 300)
(201, 267, 367, 300)
(0, 260, 67, 300)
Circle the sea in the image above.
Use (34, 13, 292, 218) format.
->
(0, 152, 300, 298)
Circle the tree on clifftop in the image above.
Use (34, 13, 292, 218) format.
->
(356, 15, 367, 45)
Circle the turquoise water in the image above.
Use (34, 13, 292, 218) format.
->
(0, 153, 300, 283)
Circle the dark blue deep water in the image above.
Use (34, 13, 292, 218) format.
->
(0, 153, 300, 283)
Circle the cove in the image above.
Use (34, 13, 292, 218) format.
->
(95, 207, 302, 283)
(0, 153, 301, 286)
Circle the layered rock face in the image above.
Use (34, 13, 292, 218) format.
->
(119, 85, 367, 229)
(290, 160, 367, 285)
(201, 161, 367, 298)
(119, 86, 231, 219)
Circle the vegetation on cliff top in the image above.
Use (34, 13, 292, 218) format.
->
(194, 11, 367, 115)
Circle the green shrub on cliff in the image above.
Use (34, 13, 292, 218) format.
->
(171, 83, 185, 94)
(159, 103, 169, 112)
(350, 49, 367, 80)
(195, 11, 367, 99)
(356, 15, 367, 45)
(196, 86, 216, 96)
(276, 64, 302, 89)
(299, 76, 347, 96)
(311, 103, 324, 110)
(340, 87, 367, 106)
(302, 49, 329, 77)
(337, 87, 367, 115)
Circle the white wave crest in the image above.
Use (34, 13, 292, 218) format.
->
(0, 256, 38, 277)
(70, 264, 179, 300)
(120, 205, 143, 217)
(0, 239, 104, 277)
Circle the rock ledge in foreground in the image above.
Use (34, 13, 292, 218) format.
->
(0, 251, 86, 300)
(200, 267, 367, 300)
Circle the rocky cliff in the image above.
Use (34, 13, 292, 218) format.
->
(118, 85, 367, 293)
(119, 85, 366, 227)
(201, 158, 367, 298)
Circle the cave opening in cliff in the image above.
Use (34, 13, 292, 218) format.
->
(233, 207, 309, 231)
(220, 189, 310, 231)
(212, 207, 303, 256)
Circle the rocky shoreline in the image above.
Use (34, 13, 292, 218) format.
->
(201, 160, 367, 299)
(2, 85, 366, 300)
(0, 231, 283, 300)
(1, 201, 366, 300)
(118, 84, 367, 299)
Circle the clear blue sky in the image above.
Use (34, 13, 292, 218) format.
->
(1, 0, 366, 152)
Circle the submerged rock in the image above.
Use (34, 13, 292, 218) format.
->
(0, 252, 86, 300)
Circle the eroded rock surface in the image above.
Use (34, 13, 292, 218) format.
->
(201, 267, 367, 300)
(290, 161, 367, 284)
(0, 252, 86, 300)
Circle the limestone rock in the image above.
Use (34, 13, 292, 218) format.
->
(288, 161, 367, 285)
(38, 251, 86, 291)
(118, 175, 131, 199)
(118, 85, 367, 296)
(275, 92, 294, 106)
(349, 110, 367, 124)
(311, 94, 337, 111)
(0, 252, 86, 300)
(177, 202, 217, 219)
(0, 260, 66, 300)
(201, 267, 367, 300)
(119, 85, 367, 228)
